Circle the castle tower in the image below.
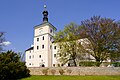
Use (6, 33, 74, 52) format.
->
(25, 5, 57, 67)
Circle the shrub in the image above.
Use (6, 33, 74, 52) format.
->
(66, 69, 72, 75)
(0, 50, 30, 80)
(59, 68, 65, 75)
(42, 68, 49, 75)
(79, 61, 101, 67)
(111, 62, 120, 67)
(50, 69, 56, 75)
(100, 62, 110, 67)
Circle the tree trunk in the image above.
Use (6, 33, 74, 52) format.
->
(73, 59, 77, 67)
(96, 58, 102, 67)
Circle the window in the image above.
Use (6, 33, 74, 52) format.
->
(37, 46, 39, 50)
(64, 53, 66, 57)
(50, 37, 52, 41)
(32, 55, 34, 58)
(42, 64, 45, 67)
(53, 64, 55, 67)
(61, 64, 64, 66)
(42, 45, 44, 49)
(54, 46, 56, 49)
(42, 36, 44, 40)
(60, 46, 61, 49)
(68, 63, 70, 67)
(57, 64, 60, 67)
(39, 55, 41, 58)
(37, 38, 39, 41)
(29, 56, 31, 59)
(29, 63, 31, 65)
(50, 29, 52, 33)
(59, 54, 61, 57)
(54, 54, 56, 58)
(50, 45, 52, 49)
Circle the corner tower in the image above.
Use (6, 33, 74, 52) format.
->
(25, 5, 57, 67)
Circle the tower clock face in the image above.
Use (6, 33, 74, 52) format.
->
(39, 29, 43, 34)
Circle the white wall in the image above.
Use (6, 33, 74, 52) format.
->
(26, 23, 56, 67)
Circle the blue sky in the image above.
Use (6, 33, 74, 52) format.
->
(0, 0, 120, 53)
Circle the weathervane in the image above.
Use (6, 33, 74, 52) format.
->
(44, 5, 47, 9)
(43, 0, 47, 9)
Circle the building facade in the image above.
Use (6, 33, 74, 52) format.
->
(25, 6, 59, 67)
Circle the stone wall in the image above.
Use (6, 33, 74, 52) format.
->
(28, 67, 120, 75)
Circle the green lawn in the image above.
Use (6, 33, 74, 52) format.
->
(21, 75, 120, 80)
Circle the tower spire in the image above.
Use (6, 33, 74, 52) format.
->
(42, 4, 48, 22)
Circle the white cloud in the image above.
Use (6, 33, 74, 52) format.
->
(0, 41, 11, 46)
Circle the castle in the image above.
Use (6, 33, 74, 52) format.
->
(25, 5, 96, 68)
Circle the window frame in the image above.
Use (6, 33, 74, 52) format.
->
(37, 46, 39, 50)
(50, 29, 52, 33)
(39, 55, 41, 58)
(42, 36, 44, 40)
(29, 56, 31, 59)
(54, 54, 56, 58)
(37, 38, 39, 42)
(54, 46, 56, 49)
(42, 45, 44, 49)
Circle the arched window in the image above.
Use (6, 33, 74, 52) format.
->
(42, 64, 45, 67)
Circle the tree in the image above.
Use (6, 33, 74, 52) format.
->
(80, 16, 120, 65)
(0, 50, 30, 80)
(0, 32, 5, 53)
(54, 23, 85, 66)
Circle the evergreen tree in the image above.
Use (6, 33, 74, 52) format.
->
(0, 50, 30, 80)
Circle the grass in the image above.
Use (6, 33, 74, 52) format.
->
(21, 75, 120, 80)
